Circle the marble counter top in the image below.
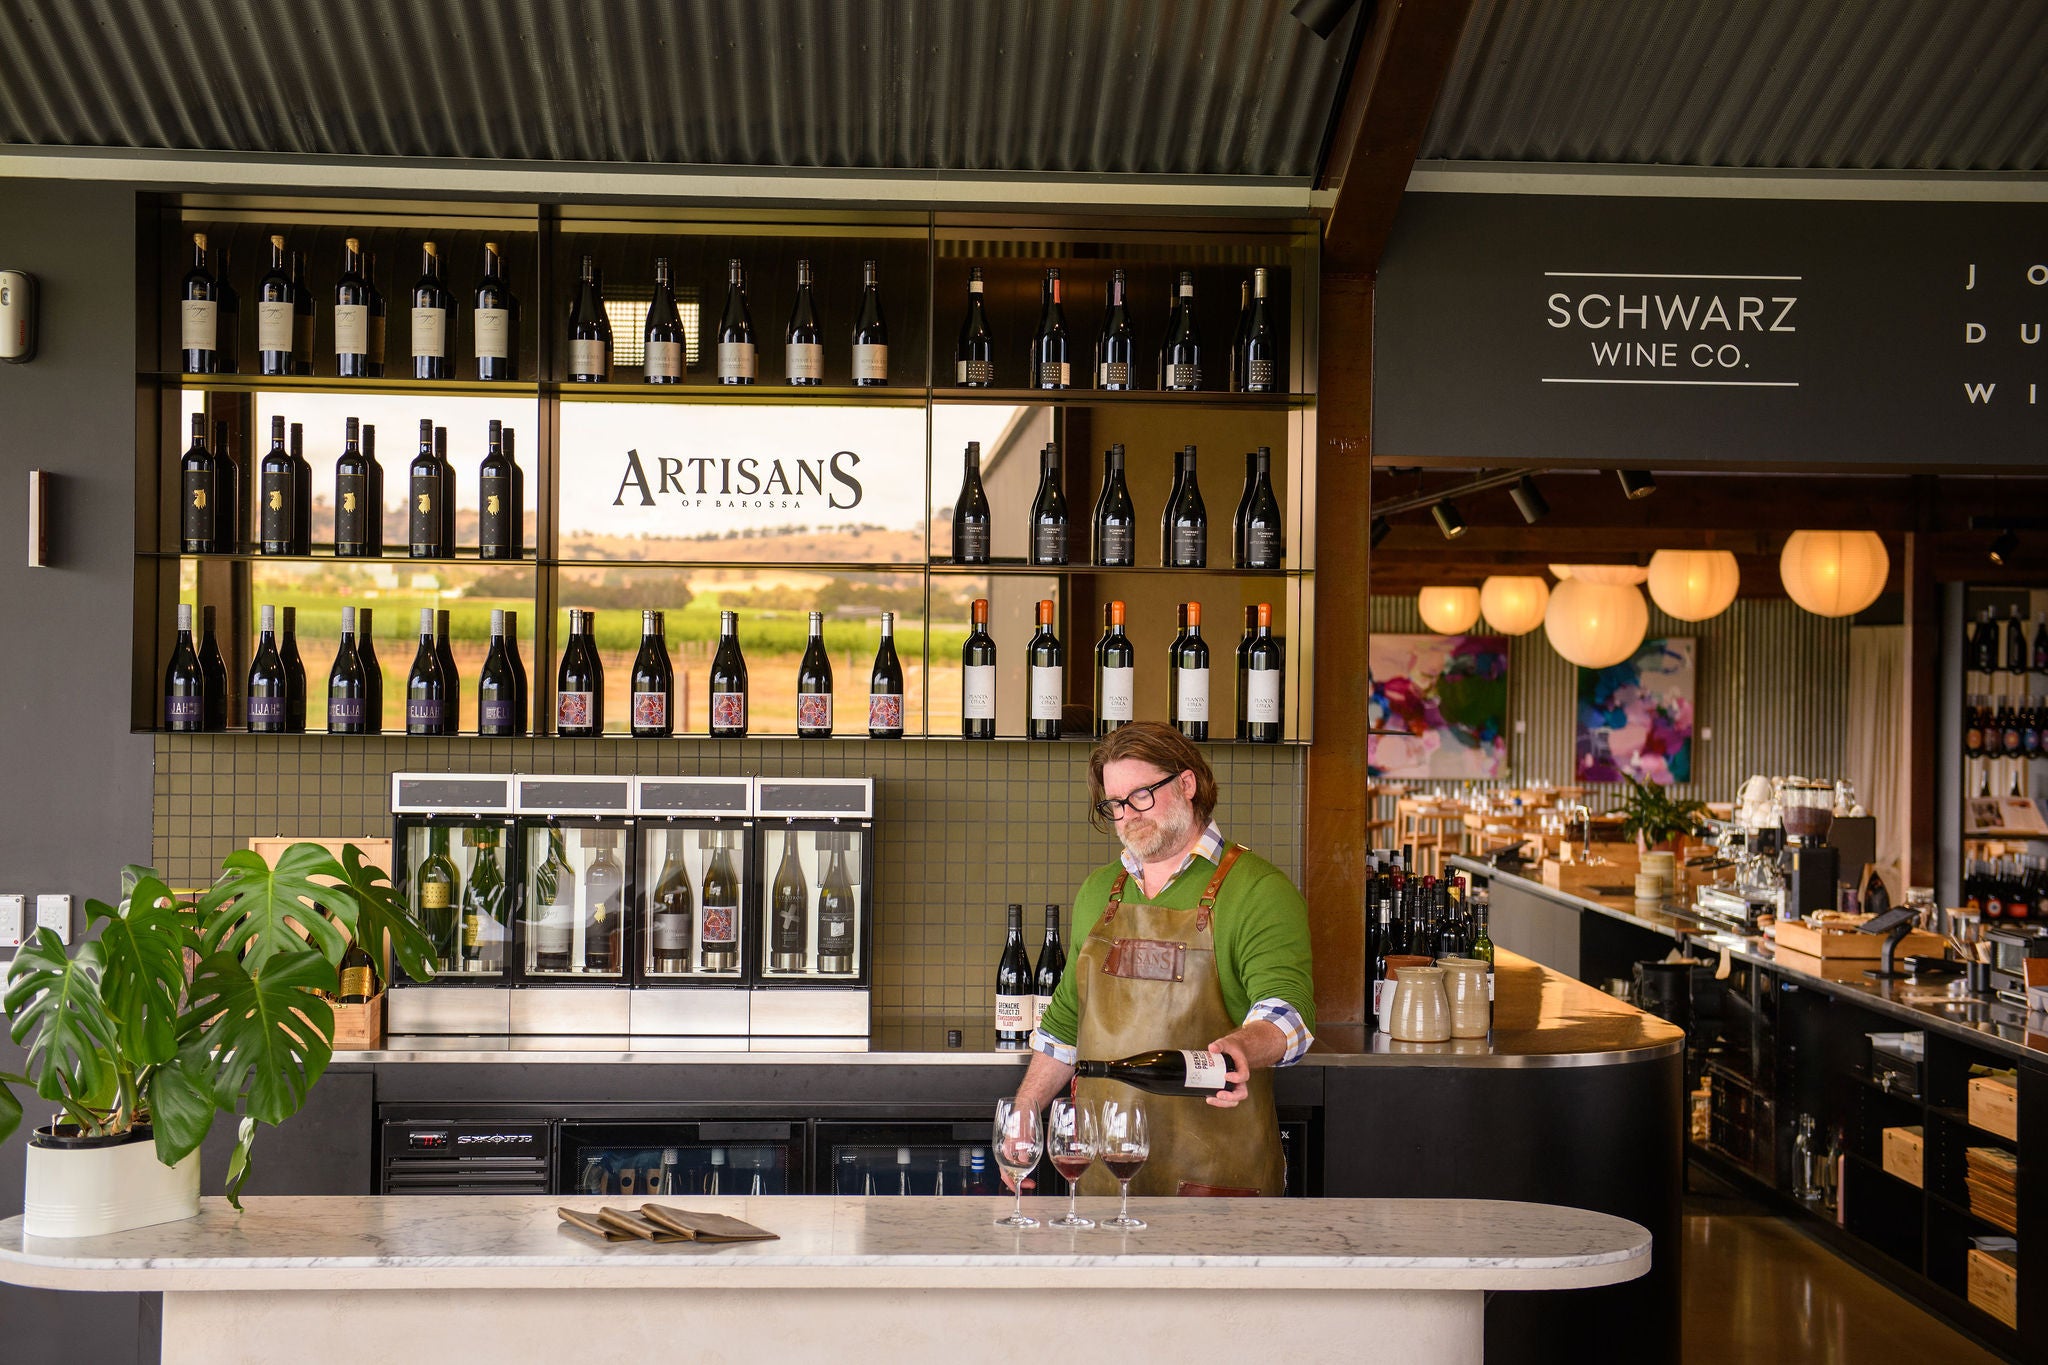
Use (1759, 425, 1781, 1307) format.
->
(0, 1195, 1652, 1295)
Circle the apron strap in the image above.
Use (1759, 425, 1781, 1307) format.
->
(1195, 845, 1246, 930)
(1103, 869, 1129, 925)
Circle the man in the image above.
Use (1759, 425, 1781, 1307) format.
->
(1009, 721, 1315, 1197)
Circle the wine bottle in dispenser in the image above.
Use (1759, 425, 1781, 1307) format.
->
(770, 834, 810, 973)
(818, 835, 857, 973)
(700, 832, 742, 973)
(650, 832, 695, 974)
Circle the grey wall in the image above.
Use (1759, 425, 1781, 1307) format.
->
(0, 178, 157, 1360)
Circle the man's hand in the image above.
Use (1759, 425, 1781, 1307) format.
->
(1000, 1050, 1077, 1187)
(1205, 1020, 1287, 1108)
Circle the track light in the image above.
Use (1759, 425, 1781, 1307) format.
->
(1370, 516, 1391, 549)
(1990, 529, 2018, 566)
(1617, 469, 1657, 500)
(1510, 475, 1550, 525)
(1432, 500, 1467, 540)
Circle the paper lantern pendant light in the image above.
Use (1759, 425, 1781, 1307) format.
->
(1417, 586, 1482, 635)
(1779, 531, 1889, 618)
(1647, 549, 1740, 622)
(1544, 579, 1649, 669)
(1479, 576, 1549, 635)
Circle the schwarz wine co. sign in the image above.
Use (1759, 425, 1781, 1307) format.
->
(1372, 192, 2048, 469)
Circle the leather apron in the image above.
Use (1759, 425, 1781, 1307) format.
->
(1073, 845, 1286, 1197)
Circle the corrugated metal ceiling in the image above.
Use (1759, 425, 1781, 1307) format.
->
(0, 0, 1365, 179)
(1420, 0, 2048, 171)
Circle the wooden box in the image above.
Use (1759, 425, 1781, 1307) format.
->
(1881, 1125, 1925, 1187)
(330, 995, 384, 1051)
(1772, 916, 1949, 961)
(246, 836, 393, 875)
(1540, 853, 1639, 896)
(1969, 1075, 2020, 1141)
(1966, 1247, 2019, 1330)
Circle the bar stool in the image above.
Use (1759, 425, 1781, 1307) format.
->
(1394, 798, 1462, 876)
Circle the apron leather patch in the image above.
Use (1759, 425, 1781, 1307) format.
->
(1102, 937, 1187, 982)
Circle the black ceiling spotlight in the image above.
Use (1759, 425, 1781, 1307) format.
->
(1290, 0, 1360, 40)
(1370, 515, 1392, 549)
(1616, 469, 1658, 500)
(1510, 475, 1550, 525)
(1432, 500, 1467, 540)
(1989, 529, 2018, 567)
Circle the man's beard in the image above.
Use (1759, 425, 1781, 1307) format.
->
(1117, 801, 1195, 863)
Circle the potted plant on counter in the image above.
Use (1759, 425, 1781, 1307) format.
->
(1616, 774, 1709, 855)
(0, 844, 436, 1236)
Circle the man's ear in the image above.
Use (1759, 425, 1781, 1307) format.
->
(1181, 769, 1197, 800)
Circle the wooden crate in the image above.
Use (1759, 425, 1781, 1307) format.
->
(1881, 1124, 1925, 1187)
(246, 836, 392, 874)
(1969, 1075, 2020, 1141)
(1772, 917, 1948, 961)
(330, 995, 384, 1051)
(1540, 853, 1639, 896)
(1966, 1247, 2019, 1330)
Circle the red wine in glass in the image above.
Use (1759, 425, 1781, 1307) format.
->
(1052, 1155, 1093, 1182)
(1102, 1156, 1146, 1182)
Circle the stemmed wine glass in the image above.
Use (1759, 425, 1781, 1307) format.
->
(1096, 1096, 1149, 1231)
(993, 1097, 1043, 1229)
(1046, 1097, 1097, 1230)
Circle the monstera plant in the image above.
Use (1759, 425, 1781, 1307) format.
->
(0, 843, 437, 1207)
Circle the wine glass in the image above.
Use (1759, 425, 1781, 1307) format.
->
(1046, 1097, 1097, 1230)
(993, 1098, 1042, 1228)
(1096, 1097, 1149, 1230)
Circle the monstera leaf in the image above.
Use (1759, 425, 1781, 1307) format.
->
(325, 844, 439, 985)
(182, 948, 338, 1128)
(88, 876, 195, 1067)
(0, 1068, 28, 1144)
(145, 1051, 221, 1168)
(2, 930, 116, 1126)
(196, 844, 350, 971)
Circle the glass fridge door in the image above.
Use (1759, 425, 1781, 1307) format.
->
(558, 1123, 797, 1196)
(815, 1122, 1004, 1197)
(757, 824, 867, 982)
(400, 818, 513, 979)
(638, 822, 748, 981)
(523, 821, 631, 982)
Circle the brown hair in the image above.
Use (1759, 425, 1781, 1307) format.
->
(1089, 722, 1217, 825)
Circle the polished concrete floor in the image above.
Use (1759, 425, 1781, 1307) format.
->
(1682, 1175, 2005, 1364)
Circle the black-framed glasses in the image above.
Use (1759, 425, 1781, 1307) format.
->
(1094, 773, 1180, 823)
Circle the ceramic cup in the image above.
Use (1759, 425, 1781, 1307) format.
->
(1375, 954, 1435, 1033)
(1389, 965, 1452, 1043)
(1436, 957, 1492, 1038)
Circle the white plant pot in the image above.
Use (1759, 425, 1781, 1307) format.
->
(23, 1129, 201, 1238)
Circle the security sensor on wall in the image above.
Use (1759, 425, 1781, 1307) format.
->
(1, 270, 37, 362)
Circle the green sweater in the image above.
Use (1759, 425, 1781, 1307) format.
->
(1036, 847, 1316, 1049)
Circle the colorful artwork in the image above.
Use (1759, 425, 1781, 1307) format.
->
(1576, 638, 1696, 785)
(1368, 635, 1509, 779)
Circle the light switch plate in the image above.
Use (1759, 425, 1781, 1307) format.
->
(0, 894, 23, 948)
(35, 894, 71, 943)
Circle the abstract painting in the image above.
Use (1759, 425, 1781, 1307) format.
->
(1368, 635, 1509, 779)
(1576, 638, 1696, 784)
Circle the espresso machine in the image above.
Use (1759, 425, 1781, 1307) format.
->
(387, 772, 520, 1040)
(628, 775, 755, 1044)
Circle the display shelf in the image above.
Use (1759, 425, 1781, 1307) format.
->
(144, 549, 540, 564)
(144, 371, 540, 399)
(927, 559, 1299, 577)
(553, 380, 925, 406)
(931, 386, 1311, 410)
(146, 727, 1308, 746)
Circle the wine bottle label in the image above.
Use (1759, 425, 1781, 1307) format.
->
(412, 306, 448, 357)
(1246, 527, 1281, 565)
(785, 342, 824, 381)
(822, 913, 850, 942)
(702, 902, 738, 946)
(420, 881, 450, 911)
(333, 303, 369, 355)
(1246, 358, 1275, 390)
(716, 342, 757, 379)
(798, 693, 832, 731)
(1097, 360, 1129, 387)
(181, 300, 218, 352)
(257, 302, 293, 353)
(1165, 362, 1202, 390)
(1172, 526, 1205, 564)
(633, 690, 668, 729)
(535, 905, 573, 955)
(1097, 525, 1132, 564)
(995, 994, 1030, 1031)
(1029, 665, 1062, 721)
(652, 914, 692, 953)
(181, 471, 215, 543)
(569, 337, 607, 377)
(260, 470, 294, 544)
(644, 339, 683, 378)
(956, 357, 994, 385)
(1100, 666, 1134, 720)
(165, 695, 204, 726)
(328, 697, 364, 726)
(557, 690, 594, 730)
(406, 698, 444, 729)
(1246, 669, 1282, 722)
(474, 306, 510, 360)
(339, 965, 374, 998)
(868, 693, 903, 731)
(463, 913, 481, 948)
(370, 312, 387, 364)
(248, 695, 287, 726)
(479, 474, 511, 551)
(963, 665, 996, 720)
(334, 473, 368, 545)
(409, 475, 439, 548)
(852, 343, 887, 381)
(711, 691, 746, 729)
(957, 523, 990, 560)
(1372, 978, 1386, 1017)
(1032, 995, 1051, 1028)
(1176, 667, 1211, 722)
(1180, 1049, 1227, 1089)
(479, 698, 517, 729)
(1037, 360, 1070, 387)
(1033, 524, 1067, 563)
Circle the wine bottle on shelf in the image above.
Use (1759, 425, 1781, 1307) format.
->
(474, 240, 518, 381)
(2034, 614, 2048, 674)
(701, 833, 741, 972)
(710, 609, 749, 736)
(333, 417, 376, 556)
(2007, 605, 2030, 674)
(583, 831, 625, 973)
(502, 608, 527, 733)
(334, 237, 372, 377)
(258, 416, 296, 555)
(337, 931, 379, 1004)
(280, 606, 307, 733)
(435, 611, 459, 734)
(1170, 602, 1211, 741)
(328, 606, 368, 734)
(1032, 904, 1066, 1029)
(477, 610, 521, 738)
(566, 254, 611, 382)
(405, 608, 447, 737)
(1236, 446, 1284, 569)
(256, 237, 293, 376)
(1970, 609, 1998, 675)
(178, 413, 216, 554)
(818, 837, 856, 973)
(1029, 267, 1071, 390)
(869, 610, 904, 739)
(556, 608, 603, 737)
(478, 420, 519, 559)
(956, 265, 995, 386)
(770, 834, 810, 972)
(214, 243, 241, 374)
(353, 607, 382, 735)
(995, 904, 1033, 1047)
(797, 611, 834, 738)
(416, 829, 460, 968)
(1096, 600, 1134, 736)
(247, 604, 289, 734)
(784, 258, 823, 385)
(180, 233, 218, 374)
(650, 832, 695, 974)
(1160, 270, 1202, 391)
(288, 250, 315, 376)
(1075, 1049, 1229, 1097)
(209, 419, 240, 555)
(411, 241, 454, 380)
(1240, 601, 1284, 743)
(288, 422, 313, 555)
(1963, 696, 1983, 759)
(164, 603, 205, 732)
(647, 254, 688, 384)
(852, 259, 888, 385)
(953, 441, 991, 563)
(963, 598, 996, 740)
(716, 258, 757, 384)
(1162, 445, 1207, 568)
(199, 604, 229, 732)
(630, 608, 674, 738)
(1092, 443, 1136, 567)
(1029, 443, 1069, 566)
(459, 828, 506, 974)
(1240, 267, 1278, 392)
(408, 419, 444, 558)
(1229, 278, 1251, 392)
(1096, 268, 1135, 390)
(363, 248, 386, 377)
(1028, 598, 1063, 741)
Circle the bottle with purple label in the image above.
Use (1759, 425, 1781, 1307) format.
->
(164, 602, 206, 732)
(477, 609, 521, 737)
(405, 607, 447, 737)
(327, 605, 368, 734)
(247, 604, 289, 734)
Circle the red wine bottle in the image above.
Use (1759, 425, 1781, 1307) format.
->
(784, 258, 823, 385)
(256, 235, 294, 376)
(1160, 271, 1203, 391)
(1095, 600, 1134, 736)
(474, 240, 518, 381)
(1240, 602, 1283, 743)
(435, 610, 459, 735)
(334, 237, 372, 377)
(404, 608, 447, 737)
(1028, 598, 1063, 741)
(630, 608, 674, 738)
(178, 413, 216, 553)
(356, 607, 383, 735)
(953, 441, 991, 563)
(258, 416, 295, 555)
(408, 419, 444, 558)
(411, 241, 454, 380)
(477, 609, 521, 738)
(770, 834, 809, 972)
(716, 258, 757, 384)
(280, 605, 308, 733)
(209, 419, 240, 555)
(334, 416, 376, 557)
(180, 233, 218, 375)
(1240, 266, 1278, 392)
(288, 249, 315, 376)
(868, 611, 904, 738)
(327, 606, 368, 734)
(851, 259, 888, 385)
(1237, 446, 1283, 569)
(963, 598, 996, 740)
(1162, 444, 1207, 568)
(566, 254, 610, 382)
(164, 603, 205, 732)
(1170, 602, 1211, 741)
(199, 604, 229, 732)
(1096, 269, 1135, 390)
(1075, 1049, 1229, 1097)
(709, 610, 749, 736)
(797, 610, 833, 739)
(1029, 443, 1069, 566)
(213, 243, 242, 374)
(556, 608, 603, 737)
(1029, 268, 1071, 390)
(995, 904, 1032, 1047)
(247, 604, 289, 734)
(288, 421, 312, 555)
(955, 266, 994, 387)
(1092, 443, 1135, 567)
(478, 419, 519, 559)
(1032, 904, 1066, 1030)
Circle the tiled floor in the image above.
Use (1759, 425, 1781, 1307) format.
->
(1683, 1175, 2006, 1364)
